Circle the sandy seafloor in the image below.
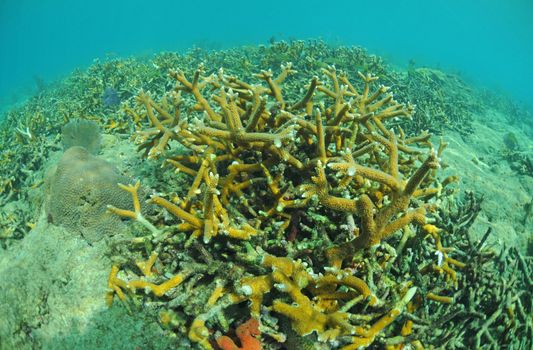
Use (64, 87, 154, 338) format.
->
(439, 108, 532, 250)
(0, 83, 532, 348)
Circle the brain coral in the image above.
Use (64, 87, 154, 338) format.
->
(45, 146, 135, 242)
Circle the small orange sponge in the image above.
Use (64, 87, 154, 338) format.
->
(216, 318, 261, 350)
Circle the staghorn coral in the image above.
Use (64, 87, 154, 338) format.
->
(407, 193, 533, 349)
(103, 61, 469, 349)
(125, 64, 441, 256)
(391, 67, 478, 135)
(0, 40, 449, 247)
(3, 41, 527, 349)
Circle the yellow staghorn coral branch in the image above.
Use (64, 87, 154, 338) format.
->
(315, 108, 327, 163)
(319, 152, 439, 265)
(106, 256, 192, 308)
(127, 271, 189, 297)
(235, 253, 386, 341)
(149, 195, 203, 229)
(106, 265, 127, 307)
(188, 316, 213, 350)
(191, 120, 294, 146)
(245, 95, 267, 132)
(149, 173, 258, 242)
(202, 171, 220, 243)
(107, 181, 161, 237)
(300, 160, 358, 213)
(212, 88, 243, 131)
(134, 91, 181, 159)
(271, 269, 354, 341)
(206, 280, 226, 307)
(225, 225, 258, 240)
(289, 76, 319, 114)
(181, 150, 214, 210)
(426, 292, 454, 304)
(422, 224, 465, 285)
(171, 67, 222, 122)
(165, 158, 198, 176)
(239, 274, 274, 316)
(254, 63, 295, 109)
(136, 251, 158, 277)
(314, 273, 378, 306)
(328, 153, 402, 192)
(342, 287, 417, 349)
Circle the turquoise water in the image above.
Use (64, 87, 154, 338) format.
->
(2, 2, 533, 349)
(1, 0, 533, 111)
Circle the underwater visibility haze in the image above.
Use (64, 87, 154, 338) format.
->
(0, 1, 532, 349)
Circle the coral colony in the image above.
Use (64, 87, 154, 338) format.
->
(1, 42, 531, 349)
(104, 64, 464, 349)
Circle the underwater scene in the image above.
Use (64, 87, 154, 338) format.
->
(0, 1, 532, 349)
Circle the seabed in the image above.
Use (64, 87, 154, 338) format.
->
(0, 41, 531, 350)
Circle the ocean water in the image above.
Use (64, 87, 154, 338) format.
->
(1, 0, 533, 111)
(1, 1, 533, 350)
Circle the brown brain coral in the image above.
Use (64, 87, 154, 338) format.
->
(45, 146, 135, 242)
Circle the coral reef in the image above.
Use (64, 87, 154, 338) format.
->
(216, 318, 262, 350)
(0, 40, 477, 247)
(391, 67, 479, 136)
(61, 119, 102, 154)
(404, 192, 533, 348)
(0, 40, 531, 349)
(103, 60, 471, 349)
(44, 145, 136, 242)
(500, 132, 533, 177)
